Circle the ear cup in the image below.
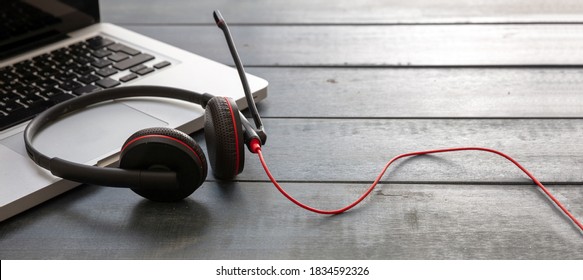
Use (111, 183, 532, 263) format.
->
(204, 96, 245, 180)
(119, 127, 208, 201)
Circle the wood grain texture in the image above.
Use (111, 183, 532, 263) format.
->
(193, 119, 583, 183)
(101, 0, 583, 24)
(248, 67, 583, 118)
(126, 24, 583, 66)
(0, 182, 581, 259)
(3, 0, 583, 260)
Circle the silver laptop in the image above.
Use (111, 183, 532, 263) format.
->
(0, 0, 268, 221)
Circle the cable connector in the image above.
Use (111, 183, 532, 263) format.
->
(249, 138, 262, 154)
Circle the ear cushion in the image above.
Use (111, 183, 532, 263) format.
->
(119, 127, 208, 201)
(204, 96, 245, 180)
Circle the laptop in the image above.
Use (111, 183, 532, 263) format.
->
(0, 0, 268, 221)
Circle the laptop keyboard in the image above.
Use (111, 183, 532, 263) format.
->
(0, 36, 172, 131)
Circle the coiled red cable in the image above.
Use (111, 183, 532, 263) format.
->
(250, 141, 583, 232)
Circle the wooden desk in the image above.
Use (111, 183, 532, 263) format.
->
(1, 0, 582, 259)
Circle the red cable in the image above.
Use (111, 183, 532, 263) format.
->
(252, 143, 583, 232)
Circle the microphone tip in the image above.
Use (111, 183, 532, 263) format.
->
(213, 10, 225, 27)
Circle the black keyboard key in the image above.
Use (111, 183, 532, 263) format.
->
(33, 54, 51, 62)
(120, 46, 140, 56)
(37, 69, 55, 78)
(136, 67, 154, 75)
(91, 49, 113, 58)
(68, 45, 89, 55)
(50, 52, 72, 64)
(54, 71, 78, 82)
(113, 54, 154, 70)
(107, 43, 125, 52)
(34, 61, 55, 71)
(40, 89, 76, 105)
(74, 65, 94, 75)
(108, 52, 129, 62)
(41, 88, 65, 99)
(73, 55, 95, 65)
(153, 61, 171, 69)
(107, 43, 140, 56)
(50, 48, 68, 56)
(130, 64, 146, 73)
(58, 80, 83, 91)
(119, 73, 138, 82)
(69, 41, 89, 50)
(78, 74, 100, 84)
(54, 60, 79, 72)
(37, 78, 60, 89)
(91, 59, 113, 68)
(96, 67, 118, 77)
(86, 36, 114, 50)
(96, 78, 120, 89)
(41, 89, 75, 105)
(73, 84, 101, 95)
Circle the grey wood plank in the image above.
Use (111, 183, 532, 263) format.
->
(0, 182, 581, 259)
(126, 25, 583, 66)
(249, 67, 583, 118)
(192, 119, 583, 183)
(101, 0, 583, 24)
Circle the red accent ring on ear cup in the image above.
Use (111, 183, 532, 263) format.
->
(204, 96, 245, 180)
(121, 134, 205, 168)
(121, 127, 208, 180)
(223, 97, 240, 176)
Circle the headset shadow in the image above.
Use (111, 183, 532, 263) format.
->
(2, 184, 211, 256)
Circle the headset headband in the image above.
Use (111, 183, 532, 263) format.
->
(23, 86, 214, 190)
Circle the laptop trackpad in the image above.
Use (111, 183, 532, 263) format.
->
(1, 101, 167, 164)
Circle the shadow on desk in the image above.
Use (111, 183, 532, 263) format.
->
(0, 185, 211, 259)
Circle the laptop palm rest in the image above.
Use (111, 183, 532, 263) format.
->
(1, 101, 167, 165)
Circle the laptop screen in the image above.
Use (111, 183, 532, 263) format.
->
(0, 0, 99, 59)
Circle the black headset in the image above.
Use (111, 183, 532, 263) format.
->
(23, 11, 265, 202)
